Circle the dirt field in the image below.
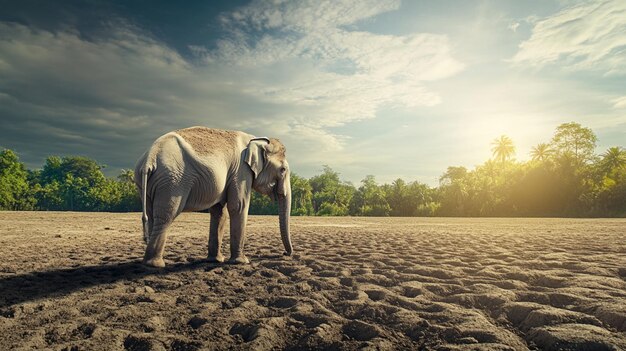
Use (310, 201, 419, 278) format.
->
(0, 213, 625, 350)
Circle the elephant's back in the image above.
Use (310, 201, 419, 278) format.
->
(174, 126, 243, 157)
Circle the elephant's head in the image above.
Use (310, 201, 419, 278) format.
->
(244, 138, 293, 256)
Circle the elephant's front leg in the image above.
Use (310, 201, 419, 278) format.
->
(226, 189, 251, 264)
(207, 203, 228, 263)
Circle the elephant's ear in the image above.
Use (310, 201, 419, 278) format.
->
(244, 138, 270, 179)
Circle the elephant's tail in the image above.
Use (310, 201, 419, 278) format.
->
(135, 143, 158, 243)
(141, 166, 151, 243)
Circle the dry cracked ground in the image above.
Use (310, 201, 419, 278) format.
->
(0, 212, 625, 350)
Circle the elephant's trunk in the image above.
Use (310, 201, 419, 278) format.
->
(278, 175, 293, 256)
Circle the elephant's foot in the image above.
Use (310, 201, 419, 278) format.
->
(227, 255, 250, 264)
(207, 253, 225, 263)
(143, 257, 166, 268)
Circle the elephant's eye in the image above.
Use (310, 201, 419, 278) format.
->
(280, 167, 287, 174)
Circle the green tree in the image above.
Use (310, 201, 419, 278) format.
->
(386, 178, 436, 216)
(530, 143, 554, 162)
(40, 155, 106, 187)
(491, 135, 516, 163)
(316, 202, 349, 216)
(61, 156, 107, 187)
(309, 166, 355, 215)
(387, 178, 412, 216)
(510, 161, 562, 216)
(113, 169, 140, 211)
(34, 180, 64, 210)
(593, 147, 626, 216)
(350, 175, 390, 216)
(0, 149, 36, 210)
(36, 155, 118, 211)
(290, 173, 314, 215)
(437, 166, 469, 216)
(595, 166, 626, 216)
(117, 169, 135, 183)
(439, 166, 467, 185)
(39, 156, 63, 185)
(600, 147, 626, 175)
(471, 160, 523, 216)
(551, 122, 597, 164)
(61, 174, 93, 211)
(249, 190, 278, 215)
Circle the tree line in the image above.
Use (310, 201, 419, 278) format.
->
(1, 122, 625, 216)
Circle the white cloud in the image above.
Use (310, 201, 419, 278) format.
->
(0, 1, 465, 177)
(220, 0, 401, 32)
(0, 22, 252, 168)
(206, 0, 464, 159)
(511, 0, 626, 74)
(613, 96, 626, 108)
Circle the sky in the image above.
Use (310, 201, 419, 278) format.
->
(0, 0, 625, 185)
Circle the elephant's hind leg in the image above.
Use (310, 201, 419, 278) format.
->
(207, 203, 228, 263)
(143, 193, 185, 268)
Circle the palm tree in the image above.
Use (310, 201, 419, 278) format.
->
(600, 147, 626, 174)
(439, 166, 467, 186)
(530, 143, 554, 162)
(491, 135, 515, 163)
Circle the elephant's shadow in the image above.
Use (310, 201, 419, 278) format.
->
(0, 260, 217, 310)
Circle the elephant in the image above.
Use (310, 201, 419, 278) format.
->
(134, 126, 293, 268)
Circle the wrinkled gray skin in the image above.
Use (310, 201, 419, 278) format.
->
(134, 126, 292, 268)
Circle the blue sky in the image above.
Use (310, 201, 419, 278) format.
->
(0, 0, 624, 185)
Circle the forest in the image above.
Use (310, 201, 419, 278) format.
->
(1, 122, 625, 217)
